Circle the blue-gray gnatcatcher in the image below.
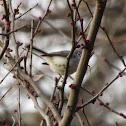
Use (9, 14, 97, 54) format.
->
(27, 46, 82, 75)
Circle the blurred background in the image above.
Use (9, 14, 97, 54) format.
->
(0, 0, 126, 125)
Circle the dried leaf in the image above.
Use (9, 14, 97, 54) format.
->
(32, 74, 46, 81)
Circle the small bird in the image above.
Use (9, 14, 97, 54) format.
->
(26, 45, 82, 75)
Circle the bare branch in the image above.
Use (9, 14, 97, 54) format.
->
(18, 79, 52, 126)
(59, 0, 107, 125)
(18, 85, 21, 126)
(29, 19, 34, 77)
(34, 0, 53, 37)
(102, 27, 126, 66)
(15, 3, 38, 20)
(0, 87, 12, 101)
(0, 0, 10, 59)
(9, 0, 19, 59)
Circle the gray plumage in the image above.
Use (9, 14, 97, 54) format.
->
(27, 46, 82, 75)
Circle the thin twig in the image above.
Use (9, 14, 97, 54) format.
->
(0, 25, 27, 36)
(105, 58, 126, 75)
(83, 0, 93, 17)
(44, 20, 71, 42)
(29, 19, 34, 77)
(50, 76, 61, 102)
(15, 3, 38, 20)
(102, 27, 126, 67)
(18, 85, 21, 126)
(77, 18, 92, 44)
(0, 87, 12, 101)
(34, 0, 53, 36)
(81, 86, 126, 119)
(41, 76, 61, 126)
(9, 0, 19, 59)
(75, 0, 86, 40)
(0, 0, 10, 60)
(75, 112, 84, 126)
(80, 68, 126, 118)
(18, 79, 52, 126)
(0, 49, 25, 84)
(82, 99, 90, 126)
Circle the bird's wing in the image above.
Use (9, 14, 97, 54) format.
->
(42, 51, 70, 57)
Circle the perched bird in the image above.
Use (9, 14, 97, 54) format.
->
(26, 45, 82, 75)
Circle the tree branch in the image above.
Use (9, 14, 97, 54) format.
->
(0, 0, 10, 59)
(59, 0, 107, 125)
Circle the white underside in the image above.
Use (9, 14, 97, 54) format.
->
(43, 56, 80, 75)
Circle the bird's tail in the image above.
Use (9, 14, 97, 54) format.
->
(25, 44, 48, 59)
(26, 44, 47, 55)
